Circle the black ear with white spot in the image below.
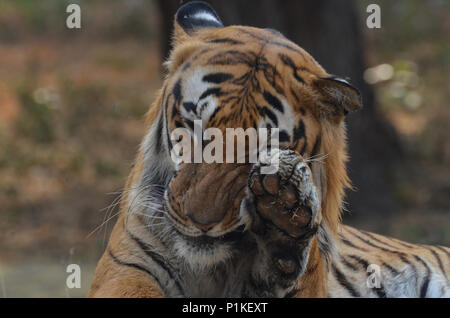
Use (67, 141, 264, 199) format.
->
(313, 76, 362, 121)
(176, 1, 223, 35)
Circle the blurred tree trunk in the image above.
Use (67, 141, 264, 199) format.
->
(156, 0, 402, 218)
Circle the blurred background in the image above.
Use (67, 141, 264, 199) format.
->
(0, 0, 448, 297)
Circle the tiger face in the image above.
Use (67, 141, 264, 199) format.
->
(131, 1, 361, 273)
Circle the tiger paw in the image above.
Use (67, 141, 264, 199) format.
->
(241, 150, 321, 296)
(247, 149, 320, 241)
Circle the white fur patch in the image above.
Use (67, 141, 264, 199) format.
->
(276, 97, 295, 138)
(181, 68, 219, 125)
(173, 239, 233, 270)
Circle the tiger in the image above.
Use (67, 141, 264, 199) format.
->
(88, 1, 449, 298)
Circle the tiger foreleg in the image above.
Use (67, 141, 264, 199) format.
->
(241, 149, 321, 297)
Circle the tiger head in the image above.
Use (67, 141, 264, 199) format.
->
(126, 1, 361, 270)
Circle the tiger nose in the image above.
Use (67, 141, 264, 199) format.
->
(186, 213, 219, 232)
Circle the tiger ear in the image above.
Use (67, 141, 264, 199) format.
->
(173, 1, 223, 46)
(313, 76, 362, 122)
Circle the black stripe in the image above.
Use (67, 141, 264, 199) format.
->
(293, 120, 305, 141)
(310, 135, 321, 158)
(164, 97, 173, 150)
(199, 87, 223, 100)
(413, 255, 431, 298)
(381, 261, 400, 276)
(290, 87, 301, 103)
(236, 28, 269, 43)
(209, 38, 244, 45)
(348, 254, 369, 268)
(182, 62, 191, 71)
(127, 230, 169, 269)
(339, 234, 369, 252)
(183, 102, 197, 113)
(435, 246, 450, 260)
(190, 48, 213, 64)
(183, 118, 194, 131)
(279, 130, 290, 143)
(262, 106, 278, 126)
(292, 120, 306, 153)
(173, 79, 182, 104)
(208, 50, 253, 66)
(272, 41, 306, 57)
(263, 91, 284, 113)
(108, 249, 163, 291)
(236, 28, 305, 57)
(155, 87, 168, 153)
(202, 72, 234, 84)
(346, 228, 402, 254)
(208, 104, 223, 123)
(284, 288, 299, 298)
(159, 87, 172, 153)
(171, 98, 178, 120)
(299, 140, 307, 156)
(340, 257, 359, 271)
(331, 263, 360, 297)
(154, 111, 164, 154)
(398, 253, 414, 266)
(279, 53, 305, 84)
(347, 255, 387, 298)
(373, 284, 387, 298)
(390, 237, 416, 249)
(397, 254, 420, 293)
(174, 120, 183, 128)
(361, 230, 405, 250)
(126, 230, 185, 295)
(427, 247, 447, 277)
